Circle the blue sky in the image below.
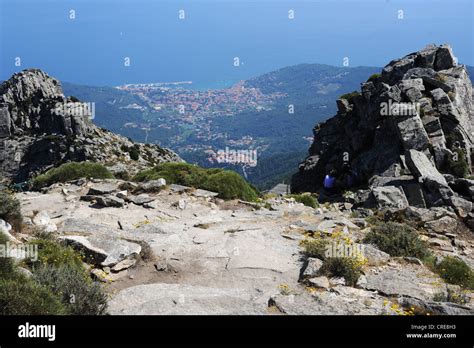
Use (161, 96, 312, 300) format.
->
(1, 0, 473, 86)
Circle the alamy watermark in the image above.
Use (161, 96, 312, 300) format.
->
(324, 242, 365, 258)
(380, 100, 420, 117)
(52, 101, 96, 120)
(214, 147, 258, 167)
(0, 242, 38, 262)
(18, 322, 55, 342)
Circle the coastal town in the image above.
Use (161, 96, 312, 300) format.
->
(115, 80, 285, 163)
(117, 80, 282, 118)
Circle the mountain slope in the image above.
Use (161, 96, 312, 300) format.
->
(244, 63, 380, 105)
(0, 70, 182, 183)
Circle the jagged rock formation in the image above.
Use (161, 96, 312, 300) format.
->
(0, 69, 182, 183)
(292, 44, 474, 214)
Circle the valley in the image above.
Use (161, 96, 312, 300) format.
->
(63, 63, 382, 189)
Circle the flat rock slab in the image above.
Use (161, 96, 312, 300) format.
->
(270, 289, 391, 315)
(316, 217, 359, 234)
(108, 283, 266, 315)
(224, 230, 299, 274)
(359, 244, 390, 266)
(127, 194, 156, 205)
(362, 263, 447, 301)
(192, 189, 219, 198)
(169, 184, 192, 193)
(226, 248, 295, 274)
(60, 218, 115, 235)
(87, 183, 118, 195)
(372, 186, 409, 209)
(406, 149, 448, 187)
(424, 216, 459, 234)
(96, 195, 125, 208)
(60, 234, 141, 267)
(137, 179, 166, 192)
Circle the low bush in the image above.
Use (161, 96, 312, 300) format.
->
(25, 235, 83, 270)
(0, 275, 67, 315)
(301, 232, 367, 286)
(128, 145, 140, 161)
(34, 264, 108, 315)
(289, 194, 318, 208)
(32, 161, 114, 189)
(435, 256, 474, 289)
(0, 231, 16, 279)
(0, 189, 22, 231)
(363, 221, 429, 259)
(0, 232, 68, 315)
(134, 163, 259, 201)
(339, 91, 361, 101)
(319, 257, 363, 286)
(433, 289, 470, 305)
(1, 232, 108, 315)
(300, 237, 328, 260)
(367, 73, 381, 82)
(445, 148, 469, 178)
(120, 144, 140, 160)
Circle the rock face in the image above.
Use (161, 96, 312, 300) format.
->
(0, 69, 182, 183)
(292, 44, 474, 211)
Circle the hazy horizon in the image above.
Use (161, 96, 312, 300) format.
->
(1, 0, 473, 86)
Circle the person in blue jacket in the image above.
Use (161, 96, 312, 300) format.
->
(323, 169, 337, 195)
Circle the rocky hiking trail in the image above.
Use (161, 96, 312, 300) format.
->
(12, 178, 474, 315)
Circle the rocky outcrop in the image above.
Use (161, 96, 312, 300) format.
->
(292, 44, 474, 213)
(0, 69, 182, 183)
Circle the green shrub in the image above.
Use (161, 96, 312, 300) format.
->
(128, 145, 140, 161)
(363, 222, 429, 259)
(367, 73, 381, 82)
(319, 257, 363, 286)
(433, 289, 470, 305)
(202, 170, 258, 201)
(435, 256, 474, 289)
(133, 163, 259, 201)
(289, 194, 318, 208)
(0, 232, 106, 315)
(300, 237, 328, 259)
(134, 162, 205, 183)
(120, 144, 140, 160)
(34, 264, 108, 315)
(114, 171, 131, 181)
(0, 232, 67, 315)
(301, 233, 366, 286)
(0, 231, 16, 279)
(26, 236, 83, 270)
(0, 189, 22, 231)
(445, 148, 469, 178)
(340, 91, 361, 101)
(0, 275, 67, 315)
(32, 161, 114, 189)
